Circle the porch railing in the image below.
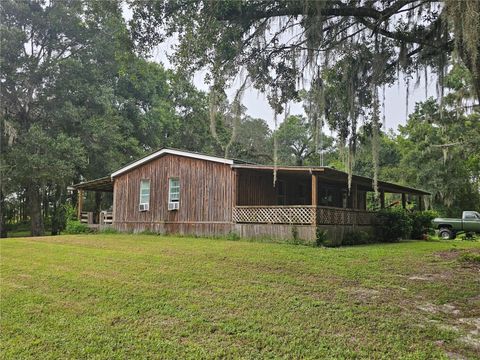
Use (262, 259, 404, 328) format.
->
(233, 206, 374, 226)
(233, 206, 315, 225)
(80, 211, 113, 225)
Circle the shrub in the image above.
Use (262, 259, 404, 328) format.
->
(374, 208, 412, 242)
(99, 227, 119, 234)
(138, 230, 159, 235)
(409, 210, 438, 240)
(291, 226, 299, 242)
(64, 203, 77, 221)
(64, 220, 91, 234)
(322, 237, 343, 247)
(342, 230, 372, 246)
(315, 228, 328, 247)
(458, 252, 480, 264)
(226, 231, 240, 241)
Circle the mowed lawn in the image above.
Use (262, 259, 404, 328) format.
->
(1, 235, 479, 359)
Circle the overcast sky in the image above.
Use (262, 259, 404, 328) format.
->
(151, 43, 437, 134)
(123, 3, 437, 135)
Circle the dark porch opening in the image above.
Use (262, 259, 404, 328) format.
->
(70, 177, 114, 228)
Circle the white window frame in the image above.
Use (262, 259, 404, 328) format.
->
(139, 179, 150, 206)
(168, 178, 180, 203)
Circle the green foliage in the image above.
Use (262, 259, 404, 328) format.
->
(458, 252, 480, 264)
(64, 204, 77, 221)
(0, 0, 223, 236)
(227, 116, 272, 163)
(98, 227, 120, 235)
(352, 126, 401, 180)
(138, 230, 160, 236)
(226, 231, 240, 241)
(291, 225, 299, 242)
(274, 115, 336, 166)
(315, 228, 328, 247)
(374, 208, 413, 243)
(3, 235, 480, 358)
(321, 236, 343, 248)
(7, 125, 87, 187)
(129, 0, 479, 105)
(340, 65, 480, 217)
(395, 94, 480, 216)
(64, 220, 91, 235)
(342, 231, 373, 246)
(409, 210, 439, 240)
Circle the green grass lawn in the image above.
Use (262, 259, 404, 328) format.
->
(1, 235, 479, 359)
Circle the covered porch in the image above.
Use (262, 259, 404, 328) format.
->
(232, 165, 429, 227)
(70, 176, 114, 229)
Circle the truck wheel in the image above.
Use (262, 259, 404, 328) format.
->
(439, 228, 454, 240)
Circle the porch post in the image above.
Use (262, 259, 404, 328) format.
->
(77, 189, 83, 220)
(311, 173, 317, 225)
(352, 183, 358, 209)
(401, 193, 407, 209)
(418, 195, 423, 211)
(380, 190, 385, 209)
(232, 169, 238, 223)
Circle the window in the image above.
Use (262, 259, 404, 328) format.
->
(465, 212, 480, 220)
(169, 178, 180, 202)
(140, 179, 150, 205)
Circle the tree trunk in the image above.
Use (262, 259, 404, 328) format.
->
(0, 189, 7, 238)
(43, 187, 49, 227)
(28, 184, 44, 236)
(51, 186, 66, 235)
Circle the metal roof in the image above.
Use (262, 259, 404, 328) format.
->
(232, 164, 430, 195)
(71, 176, 113, 192)
(72, 149, 430, 196)
(111, 148, 234, 178)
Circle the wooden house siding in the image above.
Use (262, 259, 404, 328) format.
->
(113, 154, 235, 233)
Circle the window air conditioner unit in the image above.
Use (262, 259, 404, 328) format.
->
(168, 202, 179, 211)
(139, 203, 149, 212)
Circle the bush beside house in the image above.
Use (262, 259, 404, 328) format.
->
(321, 209, 437, 247)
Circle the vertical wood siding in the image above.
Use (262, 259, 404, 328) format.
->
(113, 154, 235, 233)
(236, 170, 312, 206)
(237, 169, 366, 209)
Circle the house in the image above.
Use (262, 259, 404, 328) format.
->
(72, 148, 430, 244)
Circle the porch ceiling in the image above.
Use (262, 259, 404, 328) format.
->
(71, 176, 113, 192)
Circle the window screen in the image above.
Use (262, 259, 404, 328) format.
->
(140, 179, 150, 205)
(169, 178, 180, 202)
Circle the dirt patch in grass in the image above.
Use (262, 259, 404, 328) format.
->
(435, 248, 480, 270)
(435, 248, 480, 259)
(416, 299, 480, 353)
(347, 287, 381, 303)
(435, 249, 464, 261)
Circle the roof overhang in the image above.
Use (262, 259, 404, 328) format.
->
(232, 164, 430, 195)
(232, 164, 326, 174)
(111, 148, 234, 178)
(71, 176, 113, 192)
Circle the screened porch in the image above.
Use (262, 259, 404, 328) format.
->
(232, 165, 429, 226)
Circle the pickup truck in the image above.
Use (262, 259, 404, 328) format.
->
(432, 211, 480, 239)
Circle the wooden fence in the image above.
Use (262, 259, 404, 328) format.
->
(233, 206, 374, 226)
